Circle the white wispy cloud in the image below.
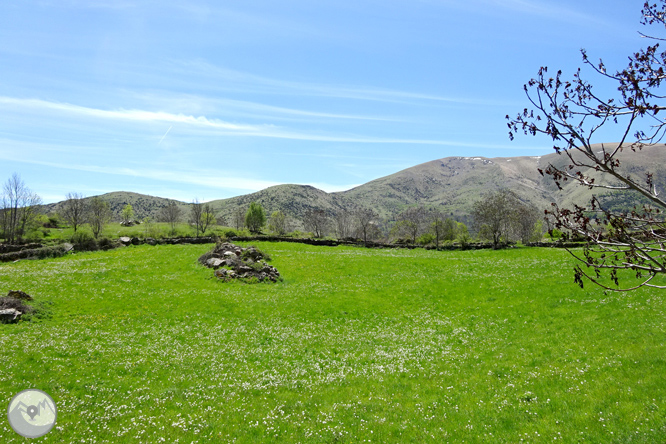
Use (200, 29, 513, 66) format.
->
(420, 0, 609, 26)
(0, 96, 537, 148)
(211, 98, 402, 122)
(0, 153, 278, 192)
(170, 60, 485, 105)
(0, 142, 359, 194)
(488, 0, 609, 25)
(131, 93, 403, 123)
(0, 97, 260, 131)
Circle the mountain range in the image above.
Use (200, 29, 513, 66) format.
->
(42, 143, 666, 227)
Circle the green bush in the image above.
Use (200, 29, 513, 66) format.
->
(35, 245, 67, 259)
(417, 233, 435, 246)
(223, 228, 239, 238)
(97, 237, 115, 250)
(457, 231, 471, 248)
(47, 215, 61, 228)
(547, 228, 564, 240)
(70, 231, 98, 251)
(22, 300, 53, 322)
(23, 230, 44, 243)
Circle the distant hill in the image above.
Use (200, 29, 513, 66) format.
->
(338, 143, 666, 220)
(42, 144, 666, 227)
(208, 184, 352, 229)
(43, 192, 189, 221)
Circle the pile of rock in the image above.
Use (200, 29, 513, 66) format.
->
(198, 242, 281, 282)
(0, 290, 34, 324)
(119, 236, 157, 246)
(120, 219, 141, 227)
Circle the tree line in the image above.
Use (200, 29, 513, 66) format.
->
(0, 173, 546, 246)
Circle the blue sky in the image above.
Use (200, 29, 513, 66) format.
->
(0, 0, 646, 203)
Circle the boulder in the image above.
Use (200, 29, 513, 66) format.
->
(215, 268, 237, 279)
(0, 294, 33, 323)
(237, 265, 253, 273)
(119, 237, 132, 245)
(206, 258, 225, 269)
(0, 308, 22, 324)
(6, 290, 33, 301)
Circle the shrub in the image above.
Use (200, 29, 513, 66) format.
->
(223, 228, 238, 238)
(23, 230, 44, 243)
(417, 233, 435, 246)
(22, 300, 53, 322)
(457, 231, 471, 248)
(547, 228, 564, 240)
(35, 245, 67, 259)
(46, 215, 61, 228)
(0, 245, 67, 262)
(70, 231, 98, 251)
(97, 237, 115, 250)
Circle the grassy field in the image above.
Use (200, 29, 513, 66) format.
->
(0, 242, 664, 443)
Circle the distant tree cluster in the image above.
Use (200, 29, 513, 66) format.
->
(0, 173, 42, 244)
(386, 205, 468, 248)
(88, 197, 112, 238)
(391, 206, 427, 244)
(472, 189, 541, 248)
(61, 192, 85, 233)
(303, 209, 329, 238)
(233, 202, 387, 244)
(245, 202, 266, 233)
(158, 200, 182, 235)
(235, 203, 474, 247)
(268, 210, 288, 235)
(189, 199, 216, 237)
(58, 192, 113, 239)
(121, 204, 135, 224)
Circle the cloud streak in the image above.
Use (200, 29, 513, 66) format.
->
(0, 97, 260, 131)
(0, 140, 360, 194)
(171, 60, 487, 106)
(157, 125, 172, 145)
(0, 96, 539, 149)
(488, 0, 609, 25)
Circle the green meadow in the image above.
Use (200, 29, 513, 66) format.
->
(0, 242, 664, 443)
